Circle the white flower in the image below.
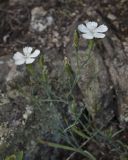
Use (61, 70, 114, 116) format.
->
(78, 21, 108, 39)
(13, 47, 40, 65)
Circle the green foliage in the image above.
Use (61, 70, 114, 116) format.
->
(39, 140, 96, 160)
(5, 151, 23, 160)
(16, 151, 23, 160)
(73, 30, 79, 51)
(5, 155, 16, 160)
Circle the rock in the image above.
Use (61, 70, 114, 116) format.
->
(0, 55, 26, 89)
(55, 1, 128, 127)
(67, 38, 115, 125)
(107, 13, 116, 20)
(30, 7, 54, 32)
(0, 61, 4, 64)
(0, 52, 63, 160)
(9, 0, 30, 5)
(0, 56, 16, 89)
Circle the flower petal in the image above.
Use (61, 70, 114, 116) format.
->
(15, 59, 25, 65)
(95, 24, 108, 33)
(13, 52, 24, 60)
(82, 33, 94, 39)
(23, 47, 33, 56)
(30, 49, 40, 58)
(94, 32, 105, 38)
(86, 21, 98, 30)
(78, 24, 89, 33)
(25, 58, 35, 64)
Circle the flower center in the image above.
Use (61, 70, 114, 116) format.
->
(24, 52, 31, 59)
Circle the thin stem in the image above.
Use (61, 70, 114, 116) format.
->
(75, 49, 80, 75)
(67, 40, 95, 98)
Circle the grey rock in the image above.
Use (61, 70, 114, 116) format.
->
(30, 7, 54, 32)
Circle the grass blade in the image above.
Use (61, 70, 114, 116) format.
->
(38, 140, 96, 160)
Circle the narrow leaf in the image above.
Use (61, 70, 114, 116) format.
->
(38, 140, 96, 160)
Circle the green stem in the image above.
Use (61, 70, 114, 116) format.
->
(67, 40, 95, 98)
(75, 49, 80, 75)
(80, 39, 95, 69)
(26, 64, 34, 75)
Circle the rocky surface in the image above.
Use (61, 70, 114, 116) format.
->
(0, 2, 70, 157)
(0, 0, 128, 159)
(66, 0, 128, 125)
(0, 58, 63, 160)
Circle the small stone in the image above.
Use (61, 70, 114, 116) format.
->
(0, 61, 4, 64)
(107, 13, 116, 20)
(30, 7, 54, 32)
